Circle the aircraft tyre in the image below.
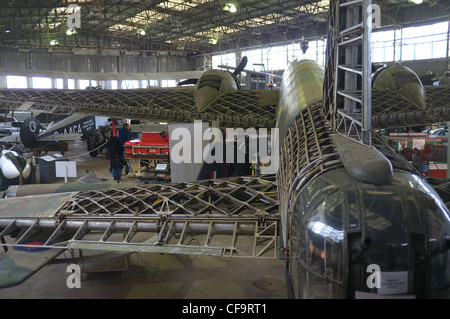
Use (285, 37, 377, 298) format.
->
(87, 134, 99, 157)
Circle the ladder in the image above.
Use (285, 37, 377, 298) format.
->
(334, 0, 373, 146)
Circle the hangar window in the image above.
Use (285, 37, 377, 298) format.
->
(372, 21, 449, 63)
(6, 75, 27, 89)
(56, 78, 64, 89)
(372, 29, 401, 63)
(267, 45, 289, 71)
(214, 38, 327, 74)
(212, 21, 448, 74)
(400, 21, 448, 61)
(68, 79, 75, 90)
(121, 80, 140, 89)
(293, 39, 327, 66)
(79, 79, 91, 90)
(212, 52, 236, 70)
(161, 80, 177, 87)
(242, 48, 265, 71)
(146, 80, 158, 87)
(32, 77, 52, 89)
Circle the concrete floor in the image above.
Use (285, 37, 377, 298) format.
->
(0, 139, 288, 299)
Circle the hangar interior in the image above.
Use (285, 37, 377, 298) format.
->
(0, 0, 449, 300)
(0, 0, 449, 87)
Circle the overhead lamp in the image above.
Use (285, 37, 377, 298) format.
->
(223, 3, 237, 13)
(50, 39, 59, 46)
(209, 38, 218, 45)
(5, 30, 10, 33)
(408, 0, 423, 4)
(66, 28, 77, 35)
(137, 29, 146, 36)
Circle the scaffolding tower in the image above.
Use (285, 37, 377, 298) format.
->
(326, 0, 374, 147)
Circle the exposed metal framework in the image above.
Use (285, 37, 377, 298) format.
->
(0, 175, 280, 259)
(0, 87, 279, 128)
(277, 102, 340, 245)
(333, 0, 373, 146)
(276, 98, 427, 252)
(0, 0, 445, 54)
(1, 84, 448, 131)
(0, 0, 331, 53)
(371, 86, 450, 129)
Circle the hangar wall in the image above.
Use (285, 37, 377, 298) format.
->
(0, 47, 194, 74)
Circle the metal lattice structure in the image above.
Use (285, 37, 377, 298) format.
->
(371, 86, 450, 129)
(0, 87, 278, 128)
(0, 175, 280, 259)
(331, 0, 373, 146)
(1, 0, 445, 54)
(322, 0, 450, 133)
(2, 85, 447, 130)
(0, 0, 331, 53)
(59, 176, 279, 217)
(277, 102, 340, 244)
(275, 98, 428, 249)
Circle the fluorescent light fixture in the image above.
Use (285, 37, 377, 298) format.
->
(5, 30, 10, 33)
(66, 28, 76, 35)
(209, 38, 217, 44)
(50, 39, 59, 45)
(138, 29, 146, 36)
(409, 0, 423, 3)
(223, 3, 237, 13)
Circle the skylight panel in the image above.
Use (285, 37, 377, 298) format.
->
(126, 10, 171, 24)
(293, 0, 330, 14)
(35, 6, 70, 30)
(156, 0, 211, 11)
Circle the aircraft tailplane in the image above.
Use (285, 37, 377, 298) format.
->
(19, 118, 41, 148)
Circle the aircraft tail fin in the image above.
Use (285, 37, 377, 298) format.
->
(19, 118, 42, 148)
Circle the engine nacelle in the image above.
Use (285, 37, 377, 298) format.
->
(372, 65, 425, 108)
(0, 150, 31, 180)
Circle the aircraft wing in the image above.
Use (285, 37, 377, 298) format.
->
(0, 242, 64, 288)
(0, 175, 279, 288)
(0, 192, 71, 288)
(36, 133, 83, 141)
(0, 133, 81, 144)
(217, 64, 283, 80)
(371, 86, 450, 129)
(0, 88, 278, 129)
(1, 86, 447, 130)
(0, 135, 20, 143)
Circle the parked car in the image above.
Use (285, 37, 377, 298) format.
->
(428, 128, 448, 138)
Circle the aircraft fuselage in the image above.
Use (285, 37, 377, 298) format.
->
(277, 59, 450, 298)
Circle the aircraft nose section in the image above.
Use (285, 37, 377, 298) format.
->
(194, 86, 220, 112)
(288, 169, 450, 299)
